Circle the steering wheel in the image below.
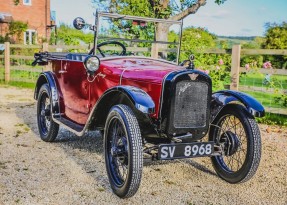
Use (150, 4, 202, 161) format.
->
(89, 41, 127, 57)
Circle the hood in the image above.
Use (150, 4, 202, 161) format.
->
(100, 57, 184, 84)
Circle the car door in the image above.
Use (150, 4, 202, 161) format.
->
(57, 58, 91, 125)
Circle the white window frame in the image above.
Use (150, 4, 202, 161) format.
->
(23, 0, 32, 6)
(24, 30, 37, 45)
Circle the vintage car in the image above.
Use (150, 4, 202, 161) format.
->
(33, 12, 265, 198)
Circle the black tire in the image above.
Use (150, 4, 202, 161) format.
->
(104, 104, 143, 198)
(209, 104, 261, 183)
(37, 83, 59, 142)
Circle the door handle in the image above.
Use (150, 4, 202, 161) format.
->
(59, 70, 67, 74)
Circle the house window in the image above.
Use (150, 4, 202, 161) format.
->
(23, 0, 32, 6)
(24, 30, 37, 44)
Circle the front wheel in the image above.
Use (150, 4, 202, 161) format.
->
(104, 105, 143, 198)
(209, 104, 261, 183)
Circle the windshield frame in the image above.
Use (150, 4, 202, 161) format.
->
(92, 11, 183, 64)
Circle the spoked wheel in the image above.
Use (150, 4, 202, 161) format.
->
(37, 84, 59, 142)
(209, 104, 261, 183)
(104, 105, 143, 198)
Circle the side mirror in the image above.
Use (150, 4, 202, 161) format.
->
(73, 17, 86, 30)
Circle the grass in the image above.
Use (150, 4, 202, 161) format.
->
(240, 73, 287, 89)
(244, 90, 285, 109)
(256, 112, 287, 126)
(0, 80, 35, 89)
(0, 67, 39, 89)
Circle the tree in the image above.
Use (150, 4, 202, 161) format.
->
(56, 24, 94, 45)
(263, 22, 287, 49)
(262, 22, 287, 69)
(180, 27, 216, 60)
(92, 0, 226, 46)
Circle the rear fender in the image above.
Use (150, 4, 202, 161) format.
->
(34, 72, 61, 115)
(87, 86, 155, 129)
(211, 90, 265, 122)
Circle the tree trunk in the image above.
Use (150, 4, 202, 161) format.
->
(155, 22, 170, 59)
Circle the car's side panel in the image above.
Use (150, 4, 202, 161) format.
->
(52, 59, 91, 125)
(110, 58, 182, 119)
(120, 78, 162, 118)
(37, 56, 182, 133)
(88, 61, 123, 110)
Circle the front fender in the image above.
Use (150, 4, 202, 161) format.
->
(87, 86, 155, 130)
(211, 90, 265, 120)
(116, 86, 155, 114)
(34, 72, 60, 115)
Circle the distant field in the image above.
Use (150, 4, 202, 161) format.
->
(216, 36, 255, 47)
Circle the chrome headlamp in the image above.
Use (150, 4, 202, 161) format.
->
(84, 55, 100, 75)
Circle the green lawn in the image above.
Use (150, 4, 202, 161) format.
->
(0, 66, 41, 83)
(240, 73, 287, 89)
(0, 67, 38, 89)
(10, 69, 40, 82)
(243, 90, 285, 109)
(238, 72, 287, 111)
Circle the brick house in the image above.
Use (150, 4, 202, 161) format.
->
(0, 0, 52, 44)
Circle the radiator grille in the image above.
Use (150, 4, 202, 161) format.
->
(174, 81, 208, 128)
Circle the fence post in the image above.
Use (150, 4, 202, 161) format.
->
(42, 42, 49, 71)
(151, 43, 158, 59)
(42, 42, 49, 52)
(4, 42, 10, 83)
(230, 45, 241, 90)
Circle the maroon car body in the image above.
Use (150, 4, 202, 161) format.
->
(52, 57, 179, 125)
(33, 12, 265, 198)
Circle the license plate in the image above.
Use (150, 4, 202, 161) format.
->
(158, 142, 214, 160)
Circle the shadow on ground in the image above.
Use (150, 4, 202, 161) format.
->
(12, 100, 216, 188)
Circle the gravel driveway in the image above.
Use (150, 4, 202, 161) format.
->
(0, 85, 286, 205)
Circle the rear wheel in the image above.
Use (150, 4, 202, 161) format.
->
(104, 104, 143, 198)
(209, 104, 261, 183)
(37, 83, 59, 142)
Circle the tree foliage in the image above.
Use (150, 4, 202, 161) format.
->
(93, 0, 226, 20)
(262, 22, 287, 69)
(240, 37, 264, 68)
(56, 24, 94, 45)
(263, 22, 287, 49)
(181, 27, 216, 58)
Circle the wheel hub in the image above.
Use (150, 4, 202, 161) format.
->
(41, 108, 50, 117)
(111, 138, 128, 164)
(220, 131, 240, 156)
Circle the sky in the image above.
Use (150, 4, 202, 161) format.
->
(50, 0, 287, 37)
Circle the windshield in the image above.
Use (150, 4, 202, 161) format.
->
(94, 12, 183, 64)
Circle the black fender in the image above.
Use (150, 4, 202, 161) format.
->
(87, 85, 155, 130)
(116, 86, 155, 114)
(211, 90, 265, 121)
(34, 71, 61, 115)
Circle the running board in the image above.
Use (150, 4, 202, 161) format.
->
(53, 116, 85, 136)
